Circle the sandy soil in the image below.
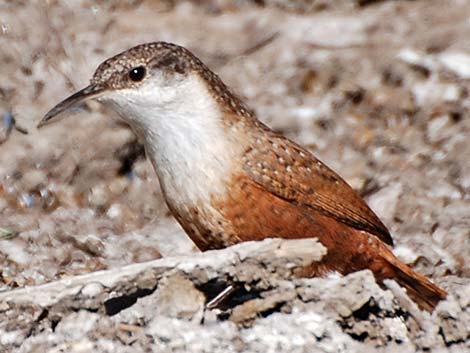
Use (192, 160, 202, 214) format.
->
(0, 0, 469, 352)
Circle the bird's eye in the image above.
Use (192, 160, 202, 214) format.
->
(129, 66, 146, 82)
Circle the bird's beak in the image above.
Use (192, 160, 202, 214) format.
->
(37, 84, 105, 128)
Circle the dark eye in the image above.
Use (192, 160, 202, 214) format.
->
(129, 66, 146, 82)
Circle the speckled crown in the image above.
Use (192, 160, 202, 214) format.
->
(90, 42, 254, 117)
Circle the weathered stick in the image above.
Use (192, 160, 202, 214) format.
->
(0, 238, 326, 313)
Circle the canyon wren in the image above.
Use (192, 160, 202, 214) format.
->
(38, 42, 447, 311)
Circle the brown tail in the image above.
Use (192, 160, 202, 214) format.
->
(377, 246, 447, 312)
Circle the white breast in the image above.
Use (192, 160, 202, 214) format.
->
(101, 74, 240, 208)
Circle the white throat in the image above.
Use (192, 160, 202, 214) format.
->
(101, 74, 238, 207)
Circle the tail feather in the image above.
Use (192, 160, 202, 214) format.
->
(378, 247, 447, 312)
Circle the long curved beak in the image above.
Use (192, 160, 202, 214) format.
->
(38, 84, 105, 128)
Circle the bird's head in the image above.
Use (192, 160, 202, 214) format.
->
(39, 42, 248, 132)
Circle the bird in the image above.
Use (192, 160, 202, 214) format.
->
(38, 42, 447, 311)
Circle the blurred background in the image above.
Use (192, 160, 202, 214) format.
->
(0, 0, 468, 290)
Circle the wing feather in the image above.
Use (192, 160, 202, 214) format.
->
(242, 131, 393, 246)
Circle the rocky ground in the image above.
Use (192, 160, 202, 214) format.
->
(0, 0, 469, 352)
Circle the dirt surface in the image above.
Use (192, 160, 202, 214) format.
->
(0, 0, 469, 352)
(1, 238, 469, 353)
